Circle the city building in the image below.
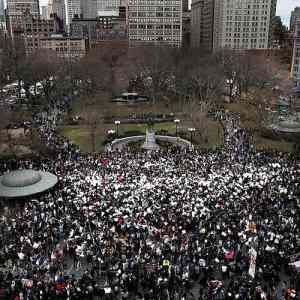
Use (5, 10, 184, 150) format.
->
(80, 0, 97, 18)
(65, 0, 82, 26)
(71, 5, 127, 49)
(213, 0, 277, 50)
(191, 0, 214, 51)
(41, 6, 48, 19)
(182, 10, 191, 47)
(0, 0, 5, 22)
(71, 17, 98, 48)
(95, 8, 127, 47)
(0, 0, 5, 34)
(291, 18, 300, 85)
(7, 0, 40, 34)
(191, 0, 277, 51)
(50, 0, 67, 31)
(182, 0, 189, 12)
(80, 0, 127, 19)
(22, 13, 59, 53)
(39, 35, 87, 59)
(128, 0, 182, 47)
(47, 0, 53, 18)
(290, 7, 300, 32)
(97, 0, 122, 13)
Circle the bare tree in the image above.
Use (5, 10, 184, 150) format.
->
(81, 110, 104, 153)
(1, 36, 26, 100)
(96, 42, 128, 95)
(76, 51, 111, 97)
(128, 46, 177, 105)
(216, 50, 275, 101)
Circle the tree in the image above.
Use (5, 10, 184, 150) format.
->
(76, 50, 111, 97)
(81, 110, 104, 153)
(96, 42, 128, 95)
(31, 51, 61, 104)
(128, 46, 177, 104)
(190, 102, 211, 144)
(216, 50, 275, 100)
(1, 36, 26, 100)
(0, 108, 12, 147)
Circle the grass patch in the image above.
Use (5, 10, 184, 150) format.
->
(61, 126, 105, 153)
(59, 120, 223, 153)
(70, 94, 187, 119)
(253, 135, 294, 153)
(65, 94, 294, 153)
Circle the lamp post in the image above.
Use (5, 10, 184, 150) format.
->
(174, 119, 180, 136)
(114, 120, 120, 137)
(188, 127, 196, 144)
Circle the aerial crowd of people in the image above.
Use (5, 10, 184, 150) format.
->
(0, 97, 299, 300)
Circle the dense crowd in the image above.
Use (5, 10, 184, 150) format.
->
(0, 99, 299, 300)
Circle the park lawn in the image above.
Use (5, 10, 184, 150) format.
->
(60, 120, 223, 153)
(60, 126, 105, 153)
(224, 102, 258, 126)
(253, 135, 294, 153)
(224, 101, 295, 152)
(65, 97, 294, 153)
(193, 120, 224, 149)
(60, 123, 177, 153)
(70, 94, 186, 119)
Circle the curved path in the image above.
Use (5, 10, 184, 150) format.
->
(106, 135, 193, 151)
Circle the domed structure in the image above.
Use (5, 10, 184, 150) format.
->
(0, 170, 58, 198)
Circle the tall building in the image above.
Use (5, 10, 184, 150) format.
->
(39, 35, 87, 59)
(22, 14, 59, 53)
(81, 0, 97, 18)
(128, 0, 182, 47)
(97, 0, 121, 12)
(0, 0, 5, 22)
(213, 0, 277, 50)
(81, 0, 124, 18)
(191, 0, 214, 51)
(291, 18, 300, 85)
(51, 0, 66, 29)
(65, 0, 82, 26)
(191, 0, 277, 51)
(71, 5, 127, 49)
(7, 0, 40, 33)
(182, 10, 191, 47)
(290, 7, 300, 32)
(41, 6, 48, 19)
(0, 0, 5, 35)
(182, 0, 189, 12)
(47, 0, 53, 18)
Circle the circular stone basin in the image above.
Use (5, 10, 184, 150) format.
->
(2, 170, 42, 187)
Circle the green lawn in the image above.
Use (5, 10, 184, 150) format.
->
(224, 102, 295, 153)
(70, 94, 187, 119)
(64, 94, 294, 153)
(61, 126, 105, 153)
(253, 135, 294, 153)
(60, 120, 223, 153)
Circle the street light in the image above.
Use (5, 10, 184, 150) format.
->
(114, 120, 120, 136)
(174, 119, 180, 136)
(188, 127, 196, 144)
